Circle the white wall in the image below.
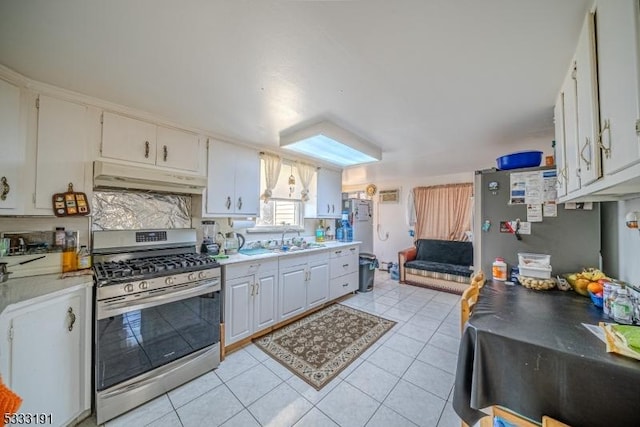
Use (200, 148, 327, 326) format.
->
(617, 196, 640, 284)
(344, 171, 474, 266)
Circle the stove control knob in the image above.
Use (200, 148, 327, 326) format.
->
(198, 271, 207, 279)
(139, 281, 148, 290)
(165, 277, 174, 285)
(188, 273, 196, 281)
(124, 284, 134, 293)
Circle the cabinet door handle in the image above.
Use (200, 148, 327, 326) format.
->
(332, 204, 335, 213)
(580, 137, 592, 170)
(349, 247, 356, 252)
(67, 307, 76, 332)
(163, 145, 168, 162)
(327, 204, 330, 213)
(342, 282, 349, 287)
(255, 283, 259, 295)
(250, 283, 255, 296)
(237, 197, 243, 210)
(597, 119, 612, 159)
(342, 263, 349, 268)
(0, 176, 9, 201)
(226, 196, 232, 210)
(144, 141, 150, 158)
(335, 250, 342, 255)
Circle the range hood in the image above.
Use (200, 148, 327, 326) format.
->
(93, 161, 206, 195)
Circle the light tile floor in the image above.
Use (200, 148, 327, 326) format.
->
(79, 274, 467, 427)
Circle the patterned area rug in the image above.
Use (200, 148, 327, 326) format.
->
(254, 304, 396, 390)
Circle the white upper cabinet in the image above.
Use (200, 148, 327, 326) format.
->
(554, 94, 568, 199)
(206, 139, 260, 217)
(0, 78, 24, 212)
(34, 95, 89, 211)
(102, 112, 204, 173)
(305, 168, 343, 218)
(575, 12, 601, 186)
(156, 125, 201, 172)
(595, 0, 640, 175)
(101, 112, 156, 166)
(556, 1, 640, 201)
(561, 66, 581, 194)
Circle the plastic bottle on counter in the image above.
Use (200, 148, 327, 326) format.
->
(62, 232, 77, 273)
(492, 257, 507, 281)
(336, 224, 344, 242)
(76, 245, 91, 270)
(340, 211, 353, 242)
(612, 287, 633, 325)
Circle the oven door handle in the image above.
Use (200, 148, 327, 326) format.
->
(97, 279, 220, 319)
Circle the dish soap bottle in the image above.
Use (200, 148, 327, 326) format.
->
(315, 221, 325, 242)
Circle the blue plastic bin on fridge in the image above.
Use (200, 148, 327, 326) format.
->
(496, 151, 542, 170)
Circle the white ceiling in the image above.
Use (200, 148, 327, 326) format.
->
(0, 0, 590, 185)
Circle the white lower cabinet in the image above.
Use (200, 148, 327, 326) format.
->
(0, 284, 91, 427)
(329, 245, 359, 299)
(279, 256, 308, 321)
(224, 260, 278, 346)
(279, 251, 330, 322)
(223, 245, 357, 348)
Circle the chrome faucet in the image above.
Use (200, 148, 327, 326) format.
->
(281, 228, 301, 246)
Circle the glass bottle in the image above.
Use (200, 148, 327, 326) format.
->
(76, 245, 91, 270)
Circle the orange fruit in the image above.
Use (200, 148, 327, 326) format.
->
(587, 282, 603, 294)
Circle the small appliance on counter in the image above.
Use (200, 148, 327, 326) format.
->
(200, 220, 220, 255)
(222, 232, 245, 254)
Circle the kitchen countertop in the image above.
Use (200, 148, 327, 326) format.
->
(0, 273, 93, 315)
(216, 241, 362, 265)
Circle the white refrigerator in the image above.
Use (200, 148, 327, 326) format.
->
(342, 198, 374, 254)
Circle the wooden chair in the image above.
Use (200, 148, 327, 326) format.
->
(460, 283, 479, 332)
(542, 415, 571, 427)
(491, 406, 539, 427)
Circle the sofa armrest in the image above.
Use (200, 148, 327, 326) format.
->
(398, 247, 417, 283)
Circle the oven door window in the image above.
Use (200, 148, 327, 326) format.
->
(97, 291, 220, 391)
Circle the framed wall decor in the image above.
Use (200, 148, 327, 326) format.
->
(379, 189, 400, 204)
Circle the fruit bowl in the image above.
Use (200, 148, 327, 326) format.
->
(563, 274, 589, 296)
(589, 291, 603, 308)
(563, 268, 608, 297)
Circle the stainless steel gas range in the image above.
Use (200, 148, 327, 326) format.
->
(92, 229, 221, 424)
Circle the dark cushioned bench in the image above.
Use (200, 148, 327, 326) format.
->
(398, 239, 473, 294)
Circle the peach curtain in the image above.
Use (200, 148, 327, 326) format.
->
(413, 183, 473, 241)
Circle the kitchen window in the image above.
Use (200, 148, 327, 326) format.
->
(253, 160, 306, 230)
(256, 198, 303, 228)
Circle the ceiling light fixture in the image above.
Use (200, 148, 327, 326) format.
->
(279, 121, 381, 167)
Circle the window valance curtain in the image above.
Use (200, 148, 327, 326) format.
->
(260, 153, 282, 203)
(296, 162, 316, 203)
(413, 183, 473, 241)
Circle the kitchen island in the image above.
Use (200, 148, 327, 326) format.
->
(453, 281, 640, 427)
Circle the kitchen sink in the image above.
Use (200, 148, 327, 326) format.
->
(239, 243, 326, 256)
(238, 248, 273, 256)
